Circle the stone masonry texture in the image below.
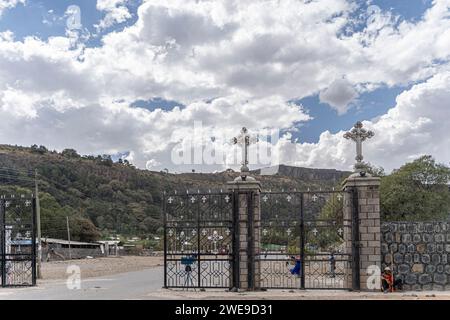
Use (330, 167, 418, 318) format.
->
(381, 221, 450, 291)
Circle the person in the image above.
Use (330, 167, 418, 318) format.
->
(329, 252, 336, 278)
(381, 267, 403, 293)
(288, 255, 301, 276)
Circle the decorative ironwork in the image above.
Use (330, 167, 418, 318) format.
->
(164, 192, 234, 289)
(1, 196, 37, 287)
(164, 188, 357, 291)
(231, 127, 258, 178)
(259, 191, 353, 290)
(344, 121, 375, 173)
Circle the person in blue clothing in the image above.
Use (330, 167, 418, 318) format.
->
(288, 255, 301, 276)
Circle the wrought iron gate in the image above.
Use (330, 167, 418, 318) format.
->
(163, 189, 357, 290)
(0, 195, 37, 287)
(258, 190, 354, 290)
(163, 192, 234, 289)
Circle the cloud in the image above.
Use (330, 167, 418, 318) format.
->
(95, 0, 132, 31)
(319, 78, 358, 114)
(3, 0, 449, 108)
(0, 0, 24, 17)
(0, 90, 310, 172)
(275, 69, 450, 172)
(0, 0, 449, 173)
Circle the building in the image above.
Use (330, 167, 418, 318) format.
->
(42, 238, 103, 261)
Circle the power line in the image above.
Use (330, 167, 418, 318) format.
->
(0, 173, 34, 180)
(0, 166, 33, 173)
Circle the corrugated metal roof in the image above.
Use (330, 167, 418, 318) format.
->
(42, 238, 101, 246)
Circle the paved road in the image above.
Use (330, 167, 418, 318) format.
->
(2, 266, 450, 300)
(0, 267, 165, 300)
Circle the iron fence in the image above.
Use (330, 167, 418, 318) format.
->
(0, 195, 37, 287)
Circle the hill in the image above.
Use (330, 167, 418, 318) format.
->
(0, 144, 351, 242)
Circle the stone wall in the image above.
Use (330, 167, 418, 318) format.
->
(227, 179, 262, 290)
(381, 221, 450, 291)
(342, 176, 382, 290)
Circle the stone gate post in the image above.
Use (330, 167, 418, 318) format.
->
(227, 177, 262, 291)
(342, 174, 382, 291)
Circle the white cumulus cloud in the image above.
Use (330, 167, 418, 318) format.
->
(95, 0, 132, 31)
(275, 69, 450, 172)
(0, 0, 449, 173)
(0, 0, 24, 17)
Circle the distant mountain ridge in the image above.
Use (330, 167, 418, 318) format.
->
(253, 164, 351, 182)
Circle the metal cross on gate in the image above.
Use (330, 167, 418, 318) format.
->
(232, 127, 258, 179)
(344, 121, 374, 174)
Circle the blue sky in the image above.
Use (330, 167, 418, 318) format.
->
(295, 85, 407, 143)
(0, 0, 142, 47)
(372, 0, 432, 20)
(0, 0, 449, 172)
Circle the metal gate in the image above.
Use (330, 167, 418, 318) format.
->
(258, 190, 355, 290)
(163, 192, 235, 289)
(0, 195, 37, 287)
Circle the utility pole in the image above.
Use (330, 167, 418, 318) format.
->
(34, 169, 42, 279)
(66, 216, 72, 260)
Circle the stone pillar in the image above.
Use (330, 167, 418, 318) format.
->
(342, 174, 382, 291)
(227, 178, 261, 291)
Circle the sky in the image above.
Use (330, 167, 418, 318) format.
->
(0, 0, 449, 173)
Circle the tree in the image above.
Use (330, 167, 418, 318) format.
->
(101, 154, 113, 167)
(381, 155, 450, 220)
(357, 161, 385, 177)
(39, 193, 70, 239)
(70, 215, 101, 242)
(31, 144, 48, 154)
(312, 194, 345, 251)
(61, 148, 80, 159)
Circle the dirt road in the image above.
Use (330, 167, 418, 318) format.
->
(41, 256, 163, 280)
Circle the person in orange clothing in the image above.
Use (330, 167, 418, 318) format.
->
(381, 267, 403, 293)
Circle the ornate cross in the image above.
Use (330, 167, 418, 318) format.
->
(207, 230, 224, 254)
(344, 121, 374, 173)
(232, 127, 258, 177)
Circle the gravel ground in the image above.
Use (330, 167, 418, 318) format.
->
(40, 256, 163, 280)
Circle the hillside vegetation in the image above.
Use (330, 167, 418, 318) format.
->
(0, 144, 348, 242)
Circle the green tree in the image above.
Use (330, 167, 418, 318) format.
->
(70, 215, 101, 242)
(61, 149, 80, 158)
(357, 161, 385, 177)
(39, 193, 70, 239)
(311, 194, 345, 251)
(381, 155, 450, 220)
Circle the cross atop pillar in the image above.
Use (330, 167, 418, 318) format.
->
(232, 127, 258, 180)
(344, 121, 374, 174)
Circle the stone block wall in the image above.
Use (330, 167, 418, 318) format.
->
(342, 176, 382, 290)
(227, 179, 262, 290)
(381, 221, 450, 291)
